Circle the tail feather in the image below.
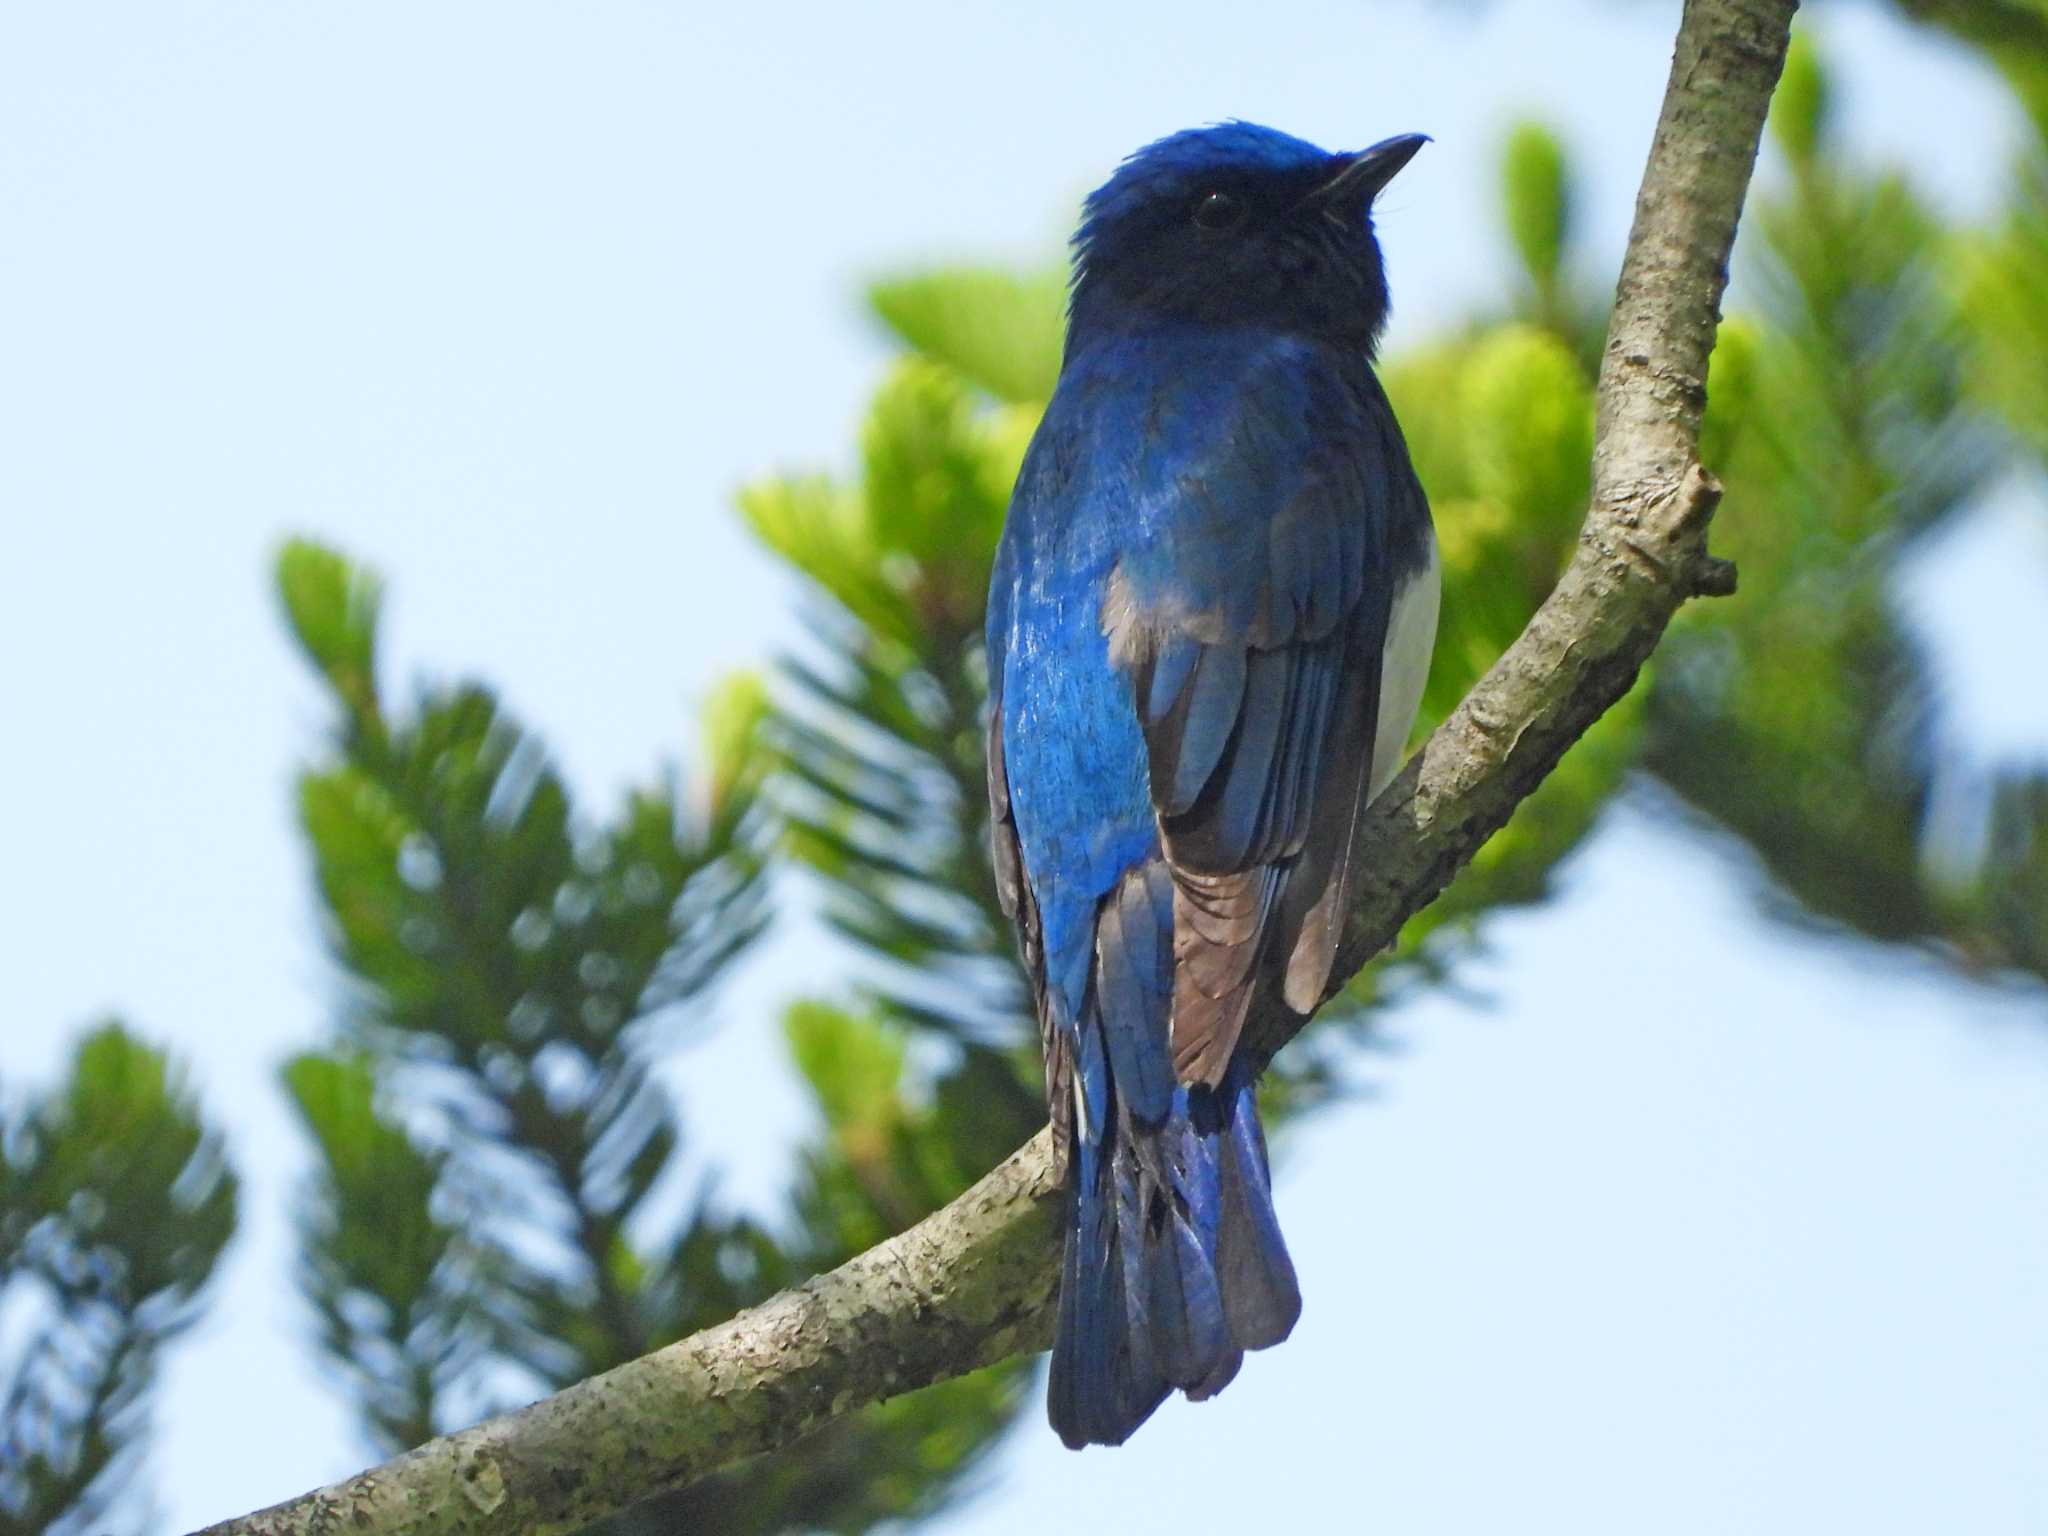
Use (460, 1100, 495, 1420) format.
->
(1133, 1166, 1228, 1388)
(1208, 1063, 1302, 1350)
(1050, 1136, 1168, 1448)
(1050, 1049, 1298, 1447)
(1048, 846, 1300, 1449)
(1183, 1343, 1243, 1403)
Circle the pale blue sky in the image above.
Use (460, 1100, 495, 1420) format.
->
(2, 3, 2043, 1533)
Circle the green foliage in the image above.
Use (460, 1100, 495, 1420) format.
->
(278, 539, 1024, 1532)
(1392, 324, 1594, 715)
(1438, 75, 2048, 986)
(1954, 154, 2048, 463)
(740, 312, 1039, 1068)
(742, 358, 1034, 651)
(281, 1052, 493, 1455)
(0, 1024, 236, 1536)
(1502, 121, 1572, 327)
(285, 533, 685, 1406)
(783, 1003, 1032, 1249)
(1642, 40, 2048, 973)
(868, 268, 1068, 405)
(732, 294, 1061, 1520)
(1492, 120, 1607, 369)
(1771, 33, 1830, 169)
(750, 253, 1413, 1506)
(281, 542, 768, 1442)
(1502, 122, 1569, 284)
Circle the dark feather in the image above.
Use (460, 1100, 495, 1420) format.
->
(1151, 643, 1246, 817)
(1278, 610, 1388, 1012)
(1144, 634, 1202, 724)
(1168, 866, 1276, 1086)
(1095, 863, 1176, 1124)
(1051, 1140, 1167, 1447)
(1207, 1065, 1302, 1349)
(1123, 1163, 1223, 1388)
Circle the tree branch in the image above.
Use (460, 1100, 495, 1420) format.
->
(1262, 0, 1786, 1047)
(195, 3, 1795, 1531)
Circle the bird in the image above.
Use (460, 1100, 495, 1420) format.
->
(983, 121, 1439, 1448)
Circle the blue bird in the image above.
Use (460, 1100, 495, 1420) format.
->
(985, 122, 1439, 1447)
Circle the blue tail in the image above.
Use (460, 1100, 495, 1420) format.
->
(1047, 1048, 1300, 1448)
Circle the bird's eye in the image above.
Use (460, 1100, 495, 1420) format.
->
(1191, 190, 1245, 232)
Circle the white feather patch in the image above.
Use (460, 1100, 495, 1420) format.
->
(1370, 533, 1441, 797)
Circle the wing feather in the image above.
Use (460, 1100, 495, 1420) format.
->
(1117, 371, 1427, 1086)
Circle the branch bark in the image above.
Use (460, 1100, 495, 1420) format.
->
(195, 4, 1795, 1531)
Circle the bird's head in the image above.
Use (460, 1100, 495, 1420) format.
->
(1068, 121, 1426, 353)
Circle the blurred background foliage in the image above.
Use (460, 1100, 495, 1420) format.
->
(269, 538, 1025, 1534)
(8, 8, 2048, 1533)
(0, 1026, 235, 1536)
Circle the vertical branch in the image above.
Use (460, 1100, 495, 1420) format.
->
(1599, 0, 1798, 501)
(1293, 0, 1792, 1010)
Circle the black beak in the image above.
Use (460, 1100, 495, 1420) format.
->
(1311, 132, 1430, 206)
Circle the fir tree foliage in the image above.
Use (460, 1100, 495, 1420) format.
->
(0, 1024, 236, 1536)
(1640, 36, 2048, 977)
(275, 539, 1022, 1532)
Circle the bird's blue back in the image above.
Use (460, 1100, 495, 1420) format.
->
(995, 325, 1384, 1020)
